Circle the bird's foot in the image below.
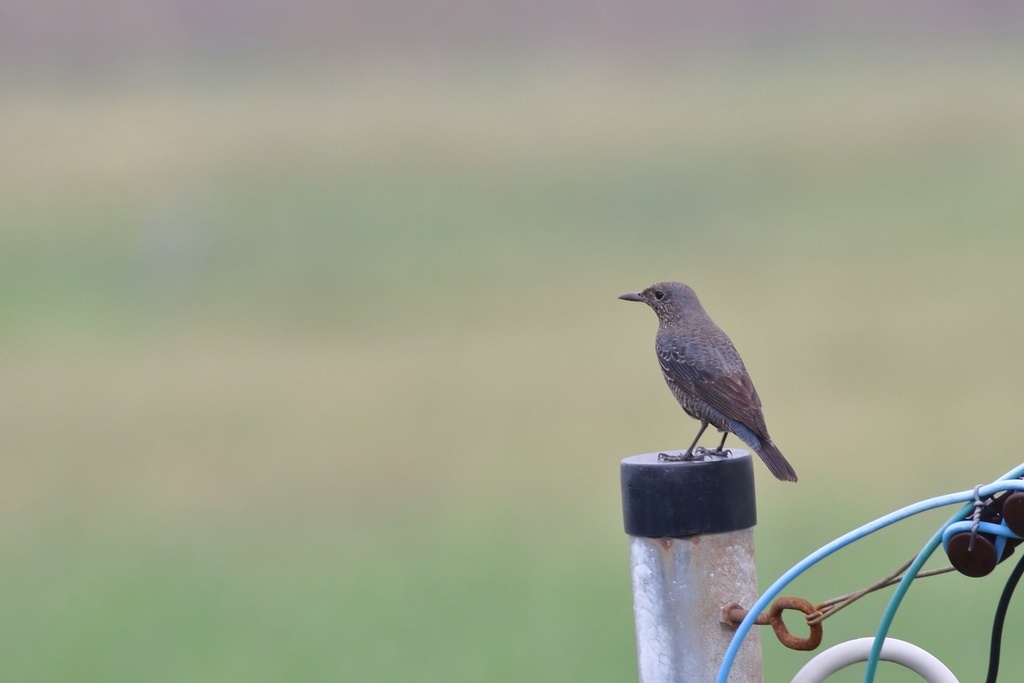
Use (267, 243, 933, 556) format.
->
(658, 450, 698, 462)
(658, 447, 732, 461)
(682, 446, 732, 459)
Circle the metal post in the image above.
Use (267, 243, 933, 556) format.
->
(621, 449, 762, 683)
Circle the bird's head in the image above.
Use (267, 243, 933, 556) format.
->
(618, 281, 703, 322)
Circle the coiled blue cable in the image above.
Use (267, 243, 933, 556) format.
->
(863, 465, 1024, 683)
(940, 520, 1022, 562)
(714, 463, 1024, 683)
(715, 490, 970, 682)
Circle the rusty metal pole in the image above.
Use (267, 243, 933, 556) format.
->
(621, 449, 762, 683)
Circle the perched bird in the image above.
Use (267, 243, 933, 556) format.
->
(619, 282, 797, 482)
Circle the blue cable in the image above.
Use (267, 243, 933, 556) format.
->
(715, 489, 973, 683)
(864, 466, 1024, 683)
(715, 464, 1024, 683)
(941, 520, 1022, 561)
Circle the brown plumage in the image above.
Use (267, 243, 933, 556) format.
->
(620, 281, 797, 482)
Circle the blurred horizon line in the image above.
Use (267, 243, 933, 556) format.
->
(3, 0, 1024, 70)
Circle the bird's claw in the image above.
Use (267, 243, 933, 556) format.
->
(658, 447, 732, 462)
(658, 450, 697, 462)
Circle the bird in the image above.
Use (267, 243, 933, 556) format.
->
(619, 281, 797, 482)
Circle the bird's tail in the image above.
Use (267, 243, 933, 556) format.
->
(729, 420, 798, 482)
(754, 438, 798, 482)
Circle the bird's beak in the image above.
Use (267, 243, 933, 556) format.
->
(619, 292, 645, 302)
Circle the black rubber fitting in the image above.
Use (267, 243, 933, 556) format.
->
(1002, 491, 1024, 538)
(945, 531, 1000, 578)
(620, 449, 757, 538)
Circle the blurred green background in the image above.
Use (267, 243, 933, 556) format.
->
(3, 3, 1024, 681)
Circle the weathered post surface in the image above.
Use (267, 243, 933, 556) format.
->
(621, 449, 762, 683)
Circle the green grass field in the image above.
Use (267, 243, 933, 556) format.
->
(2, 48, 1024, 681)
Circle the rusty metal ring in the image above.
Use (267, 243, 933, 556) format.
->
(722, 596, 823, 651)
(764, 596, 822, 651)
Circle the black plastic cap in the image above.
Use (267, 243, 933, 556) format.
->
(945, 531, 999, 578)
(1002, 492, 1024, 537)
(620, 450, 757, 538)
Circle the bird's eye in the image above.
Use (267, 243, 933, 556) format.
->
(653, 290, 665, 301)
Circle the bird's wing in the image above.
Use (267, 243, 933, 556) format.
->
(697, 372, 770, 437)
(657, 339, 770, 438)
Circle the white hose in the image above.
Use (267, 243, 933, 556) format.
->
(791, 637, 958, 683)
